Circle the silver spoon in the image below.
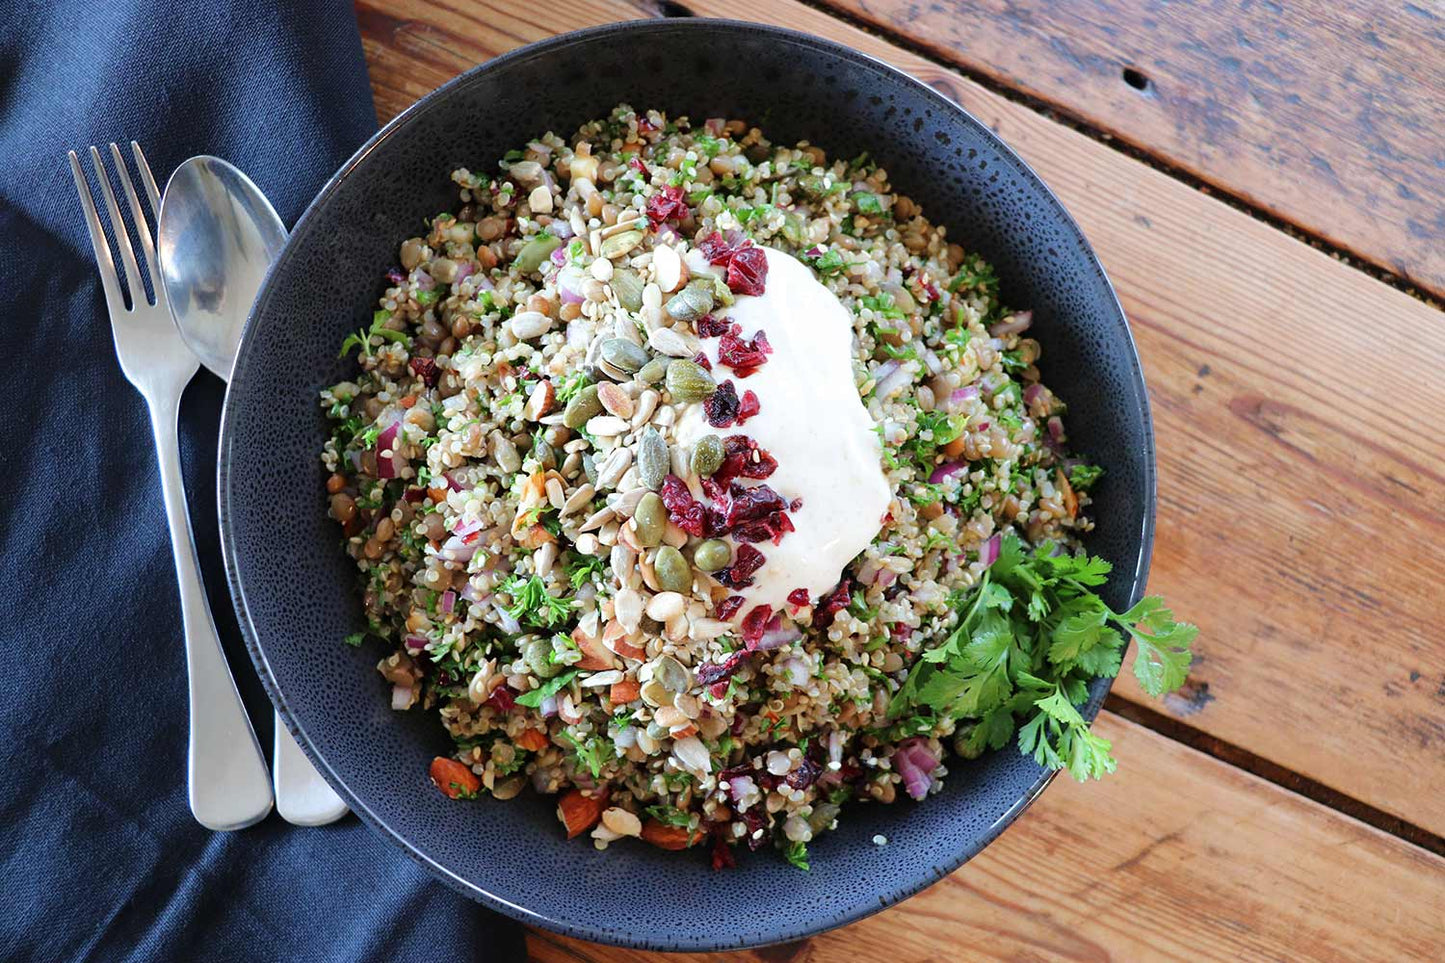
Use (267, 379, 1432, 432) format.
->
(158, 156, 348, 827)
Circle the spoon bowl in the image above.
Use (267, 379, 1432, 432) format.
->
(158, 156, 287, 378)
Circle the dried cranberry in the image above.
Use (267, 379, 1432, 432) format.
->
(409, 356, 440, 388)
(704, 381, 740, 428)
(716, 595, 746, 620)
(790, 497, 804, 512)
(637, 115, 659, 133)
(698, 231, 738, 265)
(645, 185, 687, 228)
(891, 622, 914, 643)
(403, 488, 427, 503)
(659, 474, 708, 537)
(785, 756, 822, 790)
(696, 650, 746, 686)
(692, 351, 712, 371)
(787, 588, 811, 607)
(712, 435, 777, 487)
(742, 806, 771, 851)
(716, 329, 771, 377)
(628, 156, 649, 175)
(726, 246, 768, 296)
(814, 577, 852, 625)
(715, 544, 765, 589)
(731, 511, 793, 545)
(740, 605, 772, 647)
(696, 313, 731, 338)
(735, 390, 760, 425)
(718, 483, 789, 529)
(486, 686, 516, 712)
(711, 835, 736, 871)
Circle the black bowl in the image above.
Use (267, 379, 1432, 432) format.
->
(220, 19, 1154, 952)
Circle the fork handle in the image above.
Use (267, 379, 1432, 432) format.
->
(149, 399, 273, 830)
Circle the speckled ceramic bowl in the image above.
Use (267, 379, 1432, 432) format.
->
(219, 19, 1154, 952)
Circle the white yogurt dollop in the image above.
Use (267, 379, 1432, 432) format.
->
(674, 247, 891, 620)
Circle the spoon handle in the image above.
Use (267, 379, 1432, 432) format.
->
(274, 711, 348, 825)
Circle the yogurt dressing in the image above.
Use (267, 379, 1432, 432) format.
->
(673, 247, 891, 620)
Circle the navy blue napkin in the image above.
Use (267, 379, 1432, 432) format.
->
(0, 3, 524, 960)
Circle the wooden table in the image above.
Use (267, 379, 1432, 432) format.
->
(356, 2, 1445, 958)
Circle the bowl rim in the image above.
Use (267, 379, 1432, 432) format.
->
(219, 17, 1156, 951)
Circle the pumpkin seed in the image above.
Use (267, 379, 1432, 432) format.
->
(640, 679, 674, 709)
(632, 492, 666, 547)
(513, 233, 563, 274)
(599, 229, 644, 260)
(637, 357, 670, 385)
(653, 545, 691, 593)
(690, 434, 724, 476)
(692, 538, 731, 573)
(781, 210, 807, 245)
(665, 359, 716, 402)
(562, 384, 603, 428)
(600, 338, 650, 374)
(523, 638, 561, 679)
(654, 654, 691, 693)
(612, 268, 644, 312)
(636, 427, 669, 490)
(664, 278, 714, 322)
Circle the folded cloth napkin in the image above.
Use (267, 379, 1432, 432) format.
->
(0, 3, 524, 960)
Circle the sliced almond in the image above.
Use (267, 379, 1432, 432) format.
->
(653, 243, 684, 293)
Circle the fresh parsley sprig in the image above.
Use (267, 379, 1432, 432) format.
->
(889, 534, 1197, 781)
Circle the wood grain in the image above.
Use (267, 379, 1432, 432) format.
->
(815, 0, 1445, 299)
(355, 0, 1445, 840)
(520, 714, 1445, 962)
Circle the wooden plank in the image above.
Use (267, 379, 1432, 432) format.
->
(353, 0, 1445, 837)
(814, 0, 1445, 299)
(521, 714, 1445, 962)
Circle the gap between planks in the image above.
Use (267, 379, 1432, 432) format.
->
(653, 0, 1442, 312)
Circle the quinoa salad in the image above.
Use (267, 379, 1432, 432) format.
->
(320, 105, 1195, 869)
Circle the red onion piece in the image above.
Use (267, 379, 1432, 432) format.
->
(893, 747, 932, 801)
(951, 385, 980, 404)
(557, 266, 586, 304)
(391, 684, 416, 710)
(899, 738, 939, 773)
(1022, 383, 1045, 407)
(755, 617, 802, 651)
(438, 535, 479, 563)
(414, 269, 435, 291)
(873, 361, 912, 399)
(459, 580, 485, 603)
(451, 516, 484, 539)
(549, 245, 567, 267)
(705, 117, 726, 136)
(929, 460, 968, 485)
(1047, 416, 1065, 445)
(980, 533, 1001, 568)
(403, 635, 428, 654)
(539, 693, 559, 718)
(988, 310, 1032, 337)
(374, 421, 403, 479)
(876, 568, 898, 589)
(439, 590, 456, 615)
(452, 261, 475, 284)
(551, 219, 575, 240)
(922, 349, 943, 375)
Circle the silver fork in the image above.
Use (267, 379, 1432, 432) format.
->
(70, 142, 273, 830)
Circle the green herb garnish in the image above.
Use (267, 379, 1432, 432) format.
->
(514, 669, 579, 708)
(500, 575, 575, 627)
(889, 534, 1196, 781)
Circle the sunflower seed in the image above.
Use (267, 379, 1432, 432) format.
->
(648, 326, 697, 358)
(561, 483, 596, 517)
(586, 415, 629, 436)
(509, 310, 553, 341)
(579, 506, 615, 532)
(596, 447, 633, 489)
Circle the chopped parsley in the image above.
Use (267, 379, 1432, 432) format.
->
(514, 669, 578, 708)
(500, 575, 575, 627)
(782, 839, 810, 871)
(342, 631, 366, 648)
(559, 731, 615, 779)
(644, 805, 693, 827)
(1068, 463, 1105, 491)
(803, 247, 846, 276)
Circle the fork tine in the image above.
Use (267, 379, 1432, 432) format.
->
(110, 143, 162, 296)
(131, 141, 162, 223)
(68, 150, 128, 315)
(88, 145, 147, 308)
